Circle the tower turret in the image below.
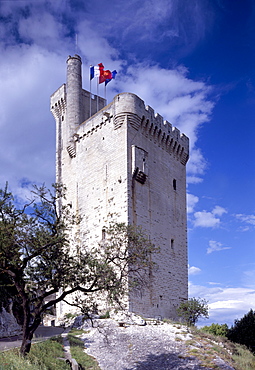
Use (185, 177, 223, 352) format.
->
(66, 54, 82, 155)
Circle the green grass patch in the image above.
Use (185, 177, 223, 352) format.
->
(231, 343, 255, 370)
(185, 327, 255, 370)
(68, 333, 100, 370)
(69, 328, 88, 336)
(0, 336, 69, 370)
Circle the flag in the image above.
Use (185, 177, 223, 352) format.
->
(105, 70, 117, 86)
(98, 63, 105, 83)
(90, 64, 103, 80)
(90, 64, 117, 85)
(99, 69, 112, 84)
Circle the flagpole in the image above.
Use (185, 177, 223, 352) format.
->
(105, 83, 107, 105)
(89, 66, 92, 117)
(97, 77, 99, 112)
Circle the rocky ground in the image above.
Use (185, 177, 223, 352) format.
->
(77, 318, 236, 370)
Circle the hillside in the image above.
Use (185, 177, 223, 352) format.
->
(74, 318, 255, 370)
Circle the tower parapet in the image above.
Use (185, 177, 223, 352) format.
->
(77, 92, 189, 165)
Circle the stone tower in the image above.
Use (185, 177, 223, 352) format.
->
(50, 55, 189, 319)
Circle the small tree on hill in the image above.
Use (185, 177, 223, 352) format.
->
(177, 297, 209, 326)
(0, 183, 157, 356)
(227, 309, 255, 353)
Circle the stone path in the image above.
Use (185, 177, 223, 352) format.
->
(80, 320, 235, 370)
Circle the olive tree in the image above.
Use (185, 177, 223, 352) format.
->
(0, 183, 156, 356)
(177, 297, 209, 326)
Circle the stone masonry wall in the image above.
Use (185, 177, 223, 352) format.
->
(50, 57, 189, 320)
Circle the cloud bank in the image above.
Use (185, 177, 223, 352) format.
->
(0, 0, 216, 197)
(189, 281, 255, 327)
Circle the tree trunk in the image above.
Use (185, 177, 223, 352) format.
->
(20, 315, 42, 356)
(20, 330, 34, 357)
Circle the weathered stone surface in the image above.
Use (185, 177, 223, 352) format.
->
(80, 320, 235, 370)
(51, 55, 189, 322)
(0, 308, 21, 338)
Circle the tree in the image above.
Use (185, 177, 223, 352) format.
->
(227, 309, 255, 353)
(177, 297, 209, 326)
(0, 272, 23, 325)
(201, 323, 229, 337)
(0, 183, 156, 356)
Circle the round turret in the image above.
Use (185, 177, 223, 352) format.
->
(66, 54, 82, 131)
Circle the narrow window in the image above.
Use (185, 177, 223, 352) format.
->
(171, 239, 174, 249)
(102, 228, 106, 240)
(173, 179, 177, 191)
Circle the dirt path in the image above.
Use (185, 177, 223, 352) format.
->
(80, 320, 235, 370)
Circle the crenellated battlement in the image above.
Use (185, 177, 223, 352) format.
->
(50, 84, 66, 120)
(75, 92, 189, 165)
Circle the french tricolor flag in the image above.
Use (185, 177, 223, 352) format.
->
(90, 63, 103, 80)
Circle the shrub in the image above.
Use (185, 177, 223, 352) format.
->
(201, 323, 229, 337)
(177, 297, 209, 326)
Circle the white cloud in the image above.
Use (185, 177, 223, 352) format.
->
(188, 265, 202, 275)
(193, 206, 227, 227)
(0, 44, 65, 193)
(82, 0, 214, 58)
(187, 193, 199, 213)
(212, 206, 227, 216)
(187, 176, 203, 184)
(242, 269, 255, 288)
(235, 213, 255, 231)
(186, 148, 207, 183)
(189, 281, 255, 326)
(0, 1, 215, 196)
(113, 63, 214, 180)
(78, 20, 120, 67)
(207, 240, 231, 254)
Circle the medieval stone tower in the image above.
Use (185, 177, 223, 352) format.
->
(50, 55, 189, 319)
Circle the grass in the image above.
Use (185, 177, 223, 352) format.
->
(1, 323, 254, 370)
(0, 337, 70, 370)
(183, 327, 255, 370)
(0, 330, 100, 370)
(68, 328, 88, 336)
(68, 329, 100, 370)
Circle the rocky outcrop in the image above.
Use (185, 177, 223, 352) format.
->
(0, 308, 21, 338)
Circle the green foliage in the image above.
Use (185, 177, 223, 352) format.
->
(68, 333, 100, 369)
(231, 343, 255, 370)
(177, 297, 209, 326)
(69, 328, 88, 336)
(0, 337, 70, 370)
(182, 325, 255, 370)
(0, 183, 156, 356)
(227, 309, 255, 354)
(99, 310, 110, 319)
(64, 312, 77, 319)
(201, 323, 229, 337)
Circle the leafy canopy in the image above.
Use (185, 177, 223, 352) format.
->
(177, 297, 209, 326)
(201, 323, 229, 337)
(0, 183, 157, 356)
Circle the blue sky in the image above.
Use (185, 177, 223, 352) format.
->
(0, 0, 254, 327)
